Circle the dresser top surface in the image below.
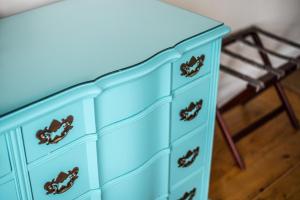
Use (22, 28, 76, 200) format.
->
(0, 0, 222, 117)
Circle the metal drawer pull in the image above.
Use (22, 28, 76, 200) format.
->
(36, 115, 74, 145)
(178, 147, 200, 168)
(44, 167, 79, 195)
(180, 55, 205, 77)
(179, 187, 197, 200)
(180, 100, 203, 121)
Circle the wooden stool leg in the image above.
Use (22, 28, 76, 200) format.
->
(274, 82, 299, 129)
(251, 32, 299, 130)
(216, 109, 246, 169)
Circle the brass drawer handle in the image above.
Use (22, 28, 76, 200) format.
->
(44, 167, 79, 195)
(180, 100, 203, 121)
(179, 187, 197, 200)
(36, 115, 74, 145)
(180, 55, 205, 77)
(178, 147, 200, 168)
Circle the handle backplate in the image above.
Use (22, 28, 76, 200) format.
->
(36, 115, 74, 145)
(179, 187, 197, 200)
(44, 167, 79, 195)
(178, 147, 200, 168)
(180, 55, 205, 77)
(180, 100, 203, 121)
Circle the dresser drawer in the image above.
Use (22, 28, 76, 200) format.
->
(22, 98, 96, 163)
(170, 170, 204, 200)
(28, 139, 99, 200)
(170, 125, 208, 187)
(98, 100, 170, 184)
(0, 180, 18, 200)
(74, 190, 101, 200)
(94, 62, 171, 130)
(0, 134, 11, 178)
(171, 75, 211, 141)
(102, 150, 169, 200)
(172, 41, 213, 90)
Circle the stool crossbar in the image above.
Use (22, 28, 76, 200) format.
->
(217, 26, 300, 169)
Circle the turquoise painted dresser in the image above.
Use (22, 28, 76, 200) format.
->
(0, 0, 229, 199)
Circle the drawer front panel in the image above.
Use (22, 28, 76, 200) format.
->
(171, 75, 211, 141)
(95, 63, 171, 130)
(0, 180, 19, 200)
(28, 140, 99, 200)
(74, 190, 101, 200)
(22, 99, 95, 163)
(170, 170, 204, 200)
(0, 134, 11, 178)
(98, 102, 170, 184)
(172, 42, 213, 90)
(102, 150, 169, 200)
(170, 125, 208, 187)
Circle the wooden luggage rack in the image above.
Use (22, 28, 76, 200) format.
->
(216, 26, 300, 169)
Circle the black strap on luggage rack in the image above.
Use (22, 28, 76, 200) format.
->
(216, 25, 300, 169)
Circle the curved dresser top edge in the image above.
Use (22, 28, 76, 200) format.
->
(0, 25, 230, 133)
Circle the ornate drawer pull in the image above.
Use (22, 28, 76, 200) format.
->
(180, 55, 205, 77)
(44, 167, 79, 195)
(178, 147, 200, 168)
(36, 115, 74, 145)
(179, 187, 197, 200)
(180, 100, 203, 121)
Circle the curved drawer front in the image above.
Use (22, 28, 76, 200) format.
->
(0, 180, 18, 200)
(95, 63, 171, 130)
(28, 139, 99, 200)
(0, 134, 11, 178)
(98, 101, 170, 184)
(171, 75, 211, 141)
(22, 98, 95, 163)
(170, 170, 204, 200)
(102, 150, 169, 200)
(172, 42, 213, 90)
(74, 190, 101, 200)
(171, 125, 208, 187)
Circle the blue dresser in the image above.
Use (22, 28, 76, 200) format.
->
(0, 0, 229, 199)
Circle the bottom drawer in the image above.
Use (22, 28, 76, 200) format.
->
(170, 170, 204, 200)
(0, 180, 19, 200)
(101, 150, 169, 200)
(28, 137, 99, 200)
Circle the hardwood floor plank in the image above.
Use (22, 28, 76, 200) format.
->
(210, 85, 300, 200)
(252, 162, 300, 200)
(283, 70, 300, 94)
(210, 122, 300, 200)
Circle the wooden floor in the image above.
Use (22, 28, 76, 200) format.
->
(209, 71, 300, 200)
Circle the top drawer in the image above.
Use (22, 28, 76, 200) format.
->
(0, 134, 11, 177)
(22, 98, 96, 163)
(172, 41, 213, 90)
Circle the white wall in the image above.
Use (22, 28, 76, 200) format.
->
(0, 0, 59, 17)
(1, 0, 299, 38)
(166, 0, 300, 105)
(166, 0, 300, 35)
